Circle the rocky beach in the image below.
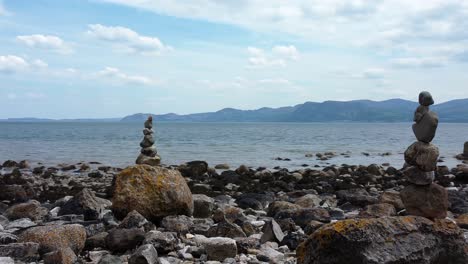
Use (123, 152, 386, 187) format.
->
(1, 149, 468, 263)
(1, 100, 468, 264)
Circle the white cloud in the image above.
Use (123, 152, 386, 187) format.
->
(99, 0, 468, 66)
(352, 68, 386, 79)
(0, 55, 30, 74)
(247, 45, 299, 68)
(391, 57, 448, 68)
(272, 45, 300, 60)
(87, 24, 172, 55)
(16, 35, 72, 54)
(95, 67, 155, 85)
(0, 0, 8, 16)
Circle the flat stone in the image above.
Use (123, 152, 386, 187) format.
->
(135, 154, 161, 166)
(260, 219, 284, 243)
(128, 244, 158, 264)
(403, 166, 434, 185)
(143, 128, 153, 135)
(198, 236, 237, 261)
(412, 111, 438, 143)
(0, 242, 39, 262)
(419, 91, 434, 106)
(400, 183, 448, 219)
(404, 141, 439, 171)
(141, 146, 157, 157)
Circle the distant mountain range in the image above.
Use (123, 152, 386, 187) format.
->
(121, 98, 468, 123)
(2, 98, 468, 123)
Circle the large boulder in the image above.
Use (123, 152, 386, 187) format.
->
(18, 224, 86, 254)
(111, 165, 193, 222)
(400, 183, 448, 219)
(404, 141, 439, 171)
(297, 216, 468, 264)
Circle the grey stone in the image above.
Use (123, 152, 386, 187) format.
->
(412, 111, 438, 143)
(400, 183, 448, 219)
(143, 231, 179, 254)
(419, 91, 434, 106)
(5, 218, 36, 230)
(403, 166, 434, 185)
(141, 146, 157, 157)
(404, 141, 439, 172)
(144, 117, 153, 129)
(260, 219, 284, 243)
(136, 153, 161, 166)
(0, 257, 14, 264)
(128, 244, 158, 264)
(59, 188, 105, 220)
(200, 237, 237, 261)
(0, 232, 17, 244)
(257, 247, 285, 263)
(143, 128, 153, 135)
(98, 254, 123, 264)
(0, 242, 39, 261)
(140, 135, 155, 148)
(161, 215, 193, 233)
(193, 194, 215, 218)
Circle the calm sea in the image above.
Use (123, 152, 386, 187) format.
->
(0, 122, 466, 169)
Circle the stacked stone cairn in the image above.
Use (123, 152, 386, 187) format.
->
(400, 91, 448, 219)
(456, 141, 468, 160)
(135, 116, 161, 166)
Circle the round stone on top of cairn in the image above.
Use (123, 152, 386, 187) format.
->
(401, 91, 448, 219)
(136, 116, 161, 166)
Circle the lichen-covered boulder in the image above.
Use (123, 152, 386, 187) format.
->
(297, 216, 468, 264)
(111, 165, 193, 222)
(18, 224, 86, 255)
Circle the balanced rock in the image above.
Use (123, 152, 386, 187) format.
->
(404, 141, 439, 171)
(297, 216, 468, 264)
(112, 165, 193, 222)
(400, 183, 448, 219)
(412, 111, 438, 143)
(419, 91, 434, 106)
(136, 154, 161, 167)
(403, 166, 434, 185)
(465, 141, 468, 157)
(136, 116, 161, 166)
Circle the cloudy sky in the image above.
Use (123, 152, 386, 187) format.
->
(1, 0, 467, 118)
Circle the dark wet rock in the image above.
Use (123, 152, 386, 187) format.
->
(119, 210, 151, 231)
(207, 220, 246, 238)
(366, 164, 383, 175)
(2, 160, 18, 168)
(59, 188, 106, 220)
(161, 215, 193, 235)
(236, 197, 263, 210)
(4, 200, 48, 221)
(18, 224, 86, 254)
(43, 247, 77, 264)
(400, 183, 448, 219)
(0, 232, 18, 244)
(0, 184, 35, 203)
(128, 244, 158, 264)
(85, 232, 108, 250)
(235, 237, 260, 254)
(112, 165, 193, 222)
(297, 216, 467, 264)
(260, 219, 284, 243)
(304, 221, 324, 235)
(280, 232, 308, 250)
(0, 242, 39, 262)
(275, 208, 330, 228)
(61, 164, 76, 171)
(448, 188, 468, 214)
(143, 231, 179, 254)
(88, 170, 104, 178)
(105, 228, 145, 253)
(379, 191, 404, 211)
(178, 161, 208, 178)
(32, 166, 45, 174)
(404, 141, 439, 171)
(336, 189, 378, 206)
(192, 194, 215, 218)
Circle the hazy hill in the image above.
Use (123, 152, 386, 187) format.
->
(121, 98, 468, 123)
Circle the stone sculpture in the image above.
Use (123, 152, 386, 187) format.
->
(400, 91, 448, 219)
(136, 116, 161, 166)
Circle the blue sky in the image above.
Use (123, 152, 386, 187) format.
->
(1, 0, 467, 118)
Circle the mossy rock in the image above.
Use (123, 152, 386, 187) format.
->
(297, 216, 468, 264)
(112, 165, 193, 222)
